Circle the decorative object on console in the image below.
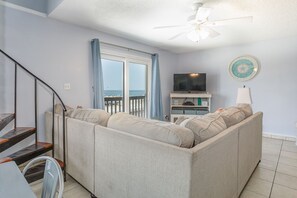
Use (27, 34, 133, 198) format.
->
(183, 101, 195, 106)
(236, 86, 252, 104)
(229, 55, 259, 81)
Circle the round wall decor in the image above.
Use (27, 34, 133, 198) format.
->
(229, 55, 259, 81)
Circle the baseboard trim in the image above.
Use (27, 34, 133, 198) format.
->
(263, 132, 296, 142)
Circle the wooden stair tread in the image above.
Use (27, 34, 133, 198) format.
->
(0, 113, 15, 131)
(0, 127, 36, 152)
(24, 158, 64, 183)
(0, 142, 53, 165)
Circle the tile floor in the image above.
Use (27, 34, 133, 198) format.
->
(30, 175, 91, 198)
(31, 137, 297, 198)
(240, 137, 297, 198)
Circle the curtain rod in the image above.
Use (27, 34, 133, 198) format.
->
(100, 41, 154, 56)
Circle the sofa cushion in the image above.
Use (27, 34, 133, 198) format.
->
(70, 109, 110, 127)
(220, 107, 246, 128)
(237, 104, 253, 117)
(54, 103, 74, 117)
(107, 113, 194, 148)
(174, 116, 188, 125)
(184, 113, 227, 145)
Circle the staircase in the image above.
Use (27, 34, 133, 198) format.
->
(0, 49, 66, 183)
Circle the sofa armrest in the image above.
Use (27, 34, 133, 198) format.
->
(237, 112, 263, 195)
(45, 111, 66, 161)
(66, 118, 96, 193)
(190, 126, 239, 198)
(94, 125, 193, 198)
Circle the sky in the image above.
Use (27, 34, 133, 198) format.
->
(102, 59, 146, 91)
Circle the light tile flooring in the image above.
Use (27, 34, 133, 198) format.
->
(31, 137, 297, 198)
(30, 175, 91, 198)
(240, 137, 297, 198)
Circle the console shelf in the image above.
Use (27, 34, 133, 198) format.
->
(170, 92, 212, 122)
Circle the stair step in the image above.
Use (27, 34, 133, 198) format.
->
(0, 127, 36, 152)
(24, 158, 64, 183)
(0, 142, 53, 165)
(0, 113, 15, 131)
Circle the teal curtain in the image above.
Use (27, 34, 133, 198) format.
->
(91, 39, 105, 109)
(150, 54, 164, 120)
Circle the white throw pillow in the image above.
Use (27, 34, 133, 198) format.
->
(180, 118, 191, 127)
(174, 116, 188, 125)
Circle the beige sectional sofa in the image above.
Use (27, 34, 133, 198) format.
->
(45, 108, 263, 198)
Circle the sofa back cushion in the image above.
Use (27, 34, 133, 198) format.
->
(70, 109, 110, 127)
(220, 107, 246, 128)
(107, 113, 195, 148)
(183, 113, 227, 145)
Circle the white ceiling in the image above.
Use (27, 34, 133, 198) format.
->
(49, 0, 297, 53)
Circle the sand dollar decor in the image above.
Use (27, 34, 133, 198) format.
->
(229, 55, 259, 81)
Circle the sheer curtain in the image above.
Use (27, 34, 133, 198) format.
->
(150, 54, 164, 120)
(91, 39, 105, 109)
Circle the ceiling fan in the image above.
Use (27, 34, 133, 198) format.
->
(154, 2, 253, 42)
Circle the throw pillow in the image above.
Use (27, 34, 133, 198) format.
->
(220, 107, 246, 128)
(237, 104, 253, 117)
(70, 109, 111, 127)
(185, 113, 227, 145)
(174, 116, 188, 125)
(54, 104, 74, 117)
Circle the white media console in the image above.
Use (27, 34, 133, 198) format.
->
(170, 92, 212, 122)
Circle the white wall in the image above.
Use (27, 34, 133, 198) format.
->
(1, 6, 177, 140)
(177, 37, 297, 137)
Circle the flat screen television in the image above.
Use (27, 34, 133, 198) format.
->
(174, 73, 206, 92)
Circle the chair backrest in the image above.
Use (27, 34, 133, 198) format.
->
(23, 156, 64, 198)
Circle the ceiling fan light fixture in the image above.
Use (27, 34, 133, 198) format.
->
(187, 28, 209, 42)
(192, 2, 203, 11)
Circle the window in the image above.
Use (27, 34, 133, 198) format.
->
(102, 52, 151, 117)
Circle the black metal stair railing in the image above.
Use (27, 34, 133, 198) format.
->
(0, 49, 67, 180)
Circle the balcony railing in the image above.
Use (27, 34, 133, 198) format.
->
(104, 96, 146, 117)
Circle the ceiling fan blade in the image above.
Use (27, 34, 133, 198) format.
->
(154, 25, 185, 29)
(201, 27, 220, 38)
(205, 16, 253, 26)
(169, 32, 187, 40)
(196, 7, 212, 21)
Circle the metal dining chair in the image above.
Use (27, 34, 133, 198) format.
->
(23, 156, 64, 198)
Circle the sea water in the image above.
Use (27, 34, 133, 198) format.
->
(104, 90, 146, 97)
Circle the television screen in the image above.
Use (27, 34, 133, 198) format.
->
(174, 73, 206, 92)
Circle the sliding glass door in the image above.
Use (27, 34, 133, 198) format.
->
(102, 55, 151, 117)
(128, 62, 147, 117)
(102, 58, 124, 114)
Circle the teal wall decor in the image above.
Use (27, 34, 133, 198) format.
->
(229, 55, 260, 81)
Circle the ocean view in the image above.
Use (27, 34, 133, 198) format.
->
(104, 90, 146, 97)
